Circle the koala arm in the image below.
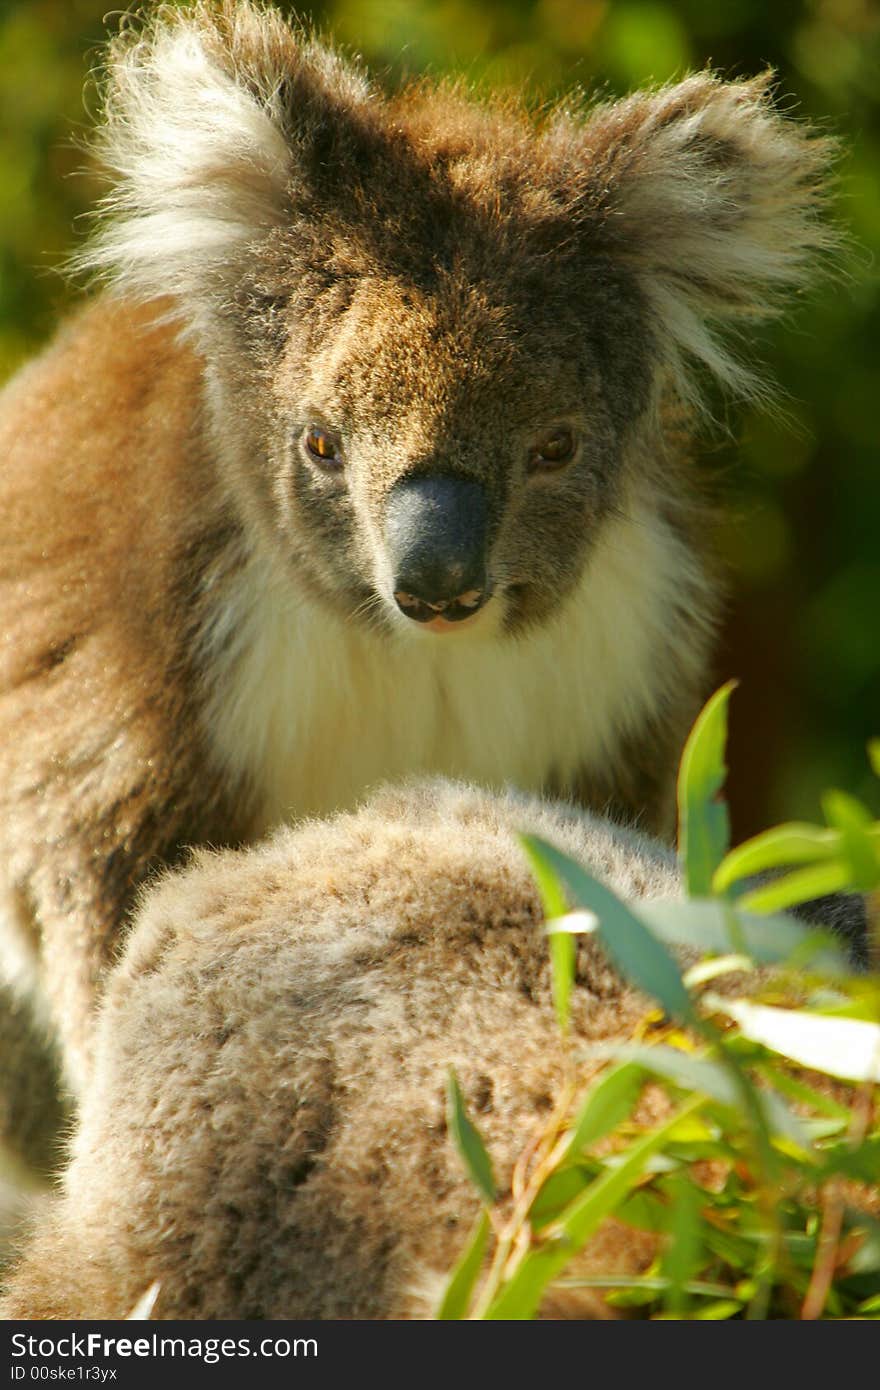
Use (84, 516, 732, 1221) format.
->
(0, 298, 246, 1095)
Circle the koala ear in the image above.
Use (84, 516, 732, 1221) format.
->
(73, 2, 371, 314)
(568, 72, 840, 411)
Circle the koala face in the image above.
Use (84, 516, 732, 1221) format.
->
(228, 204, 652, 637)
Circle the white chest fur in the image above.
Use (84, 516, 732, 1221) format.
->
(200, 501, 709, 833)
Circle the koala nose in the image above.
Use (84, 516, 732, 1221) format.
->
(384, 474, 490, 623)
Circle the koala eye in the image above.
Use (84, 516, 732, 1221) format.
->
(303, 426, 344, 471)
(528, 426, 576, 472)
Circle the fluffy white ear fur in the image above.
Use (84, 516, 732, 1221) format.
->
(72, 3, 368, 307)
(76, 4, 837, 404)
(573, 72, 839, 409)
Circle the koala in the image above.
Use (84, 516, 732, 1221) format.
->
(0, 2, 836, 1139)
(0, 779, 684, 1320)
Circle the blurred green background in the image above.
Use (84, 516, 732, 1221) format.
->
(1, 0, 878, 840)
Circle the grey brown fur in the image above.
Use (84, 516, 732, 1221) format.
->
(0, 780, 681, 1319)
(0, 3, 836, 1206)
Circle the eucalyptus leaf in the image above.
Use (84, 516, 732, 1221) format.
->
(528, 1166, 594, 1231)
(821, 789, 880, 890)
(584, 1043, 813, 1150)
(660, 1170, 703, 1316)
(737, 860, 852, 914)
(561, 1060, 645, 1161)
(704, 996, 880, 1082)
(638, 897, 849, 974)
(521, 835, 697, 1024)
(519, 834, 575, 1031)
(446, 1070, 496, 1204)
(677, 681, 736, 897)
(436, 1209, 491, 1319)
(713, 824, 839, 895)
(483, 1095, 705, 1319)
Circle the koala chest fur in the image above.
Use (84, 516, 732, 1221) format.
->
(203, 496, 709, 832)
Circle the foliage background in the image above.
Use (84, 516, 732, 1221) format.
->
(1, 0, 877, 841)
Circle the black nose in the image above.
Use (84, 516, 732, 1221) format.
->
(384, 474, 490, 623)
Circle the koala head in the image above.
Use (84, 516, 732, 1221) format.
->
(78, 1, 836, 636)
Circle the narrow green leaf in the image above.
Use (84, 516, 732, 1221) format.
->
(819, 1137, 880, 1184)
(519, 833, 568, 918)
(586, 1043, 813, 1150)
(549, 931, 576, 1034)
(522, 835, 696, 1024)
(446, 1070, 496, 1204)
(737, 860, 852, 914)
(639, 898, 849, 973)
(822, 790, 880, 891)
(483, 1095, 705, 1319)
(685, 1299, 743, 1320)
(555, 1274, 735, 1299)
(436, 1209, 491, 1319)
(758, 1063, 853, 1121)
(705, 997, 880, 1083)
(519, 834, 574, 1032)
(529, 1166, 594, 1231)
(847, 1217, 880, 1277)
(561, 1061, 645, 1162)
(869, 740, 880, 778)
(713, 824, 839, 896)
(677, 681, 737, 896)
(823, 789, 874, 832)
(684, 954, 755, 987)
(660, 1170, 703, 1316)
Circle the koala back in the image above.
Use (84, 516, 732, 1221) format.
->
(0, 780, 680, 1320)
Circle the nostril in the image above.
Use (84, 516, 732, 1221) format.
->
(456, 589, 484, 610)
(394, 588, 488, 623)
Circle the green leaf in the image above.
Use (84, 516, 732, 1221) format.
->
(758, 1063, 853, 1121)
(705, 997, 880, 1083)
(638, 898, 850, 974)
(483, 1095, 705, 1319)
(846, 1216, 880, 1276)
(519, 833, 568, 918)
(677, 681, 737, 897)
(549, 931, 576, 1034)
(436, 1209, 491, 1319)
(869, 740, 880, 779)
(713, 824, 840, 895)
(522, 835, 697, 1024)
(819, 1137, 880, 1185)
(446, 1070, 496, 1204)
(587, 1043, 813, 1151)
(556, 1274, 735, 1300)
(685, 1299, 744, 1320)
(737, 860, 852, 914)
(822, 789, 880, 891)
(519, 834, 575, 1032)
(561, 1061, 645, 1162)
(660, 1170, 704, 1316)
(823, 789, 874, 832)
(528, 1166, 594, 1231)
